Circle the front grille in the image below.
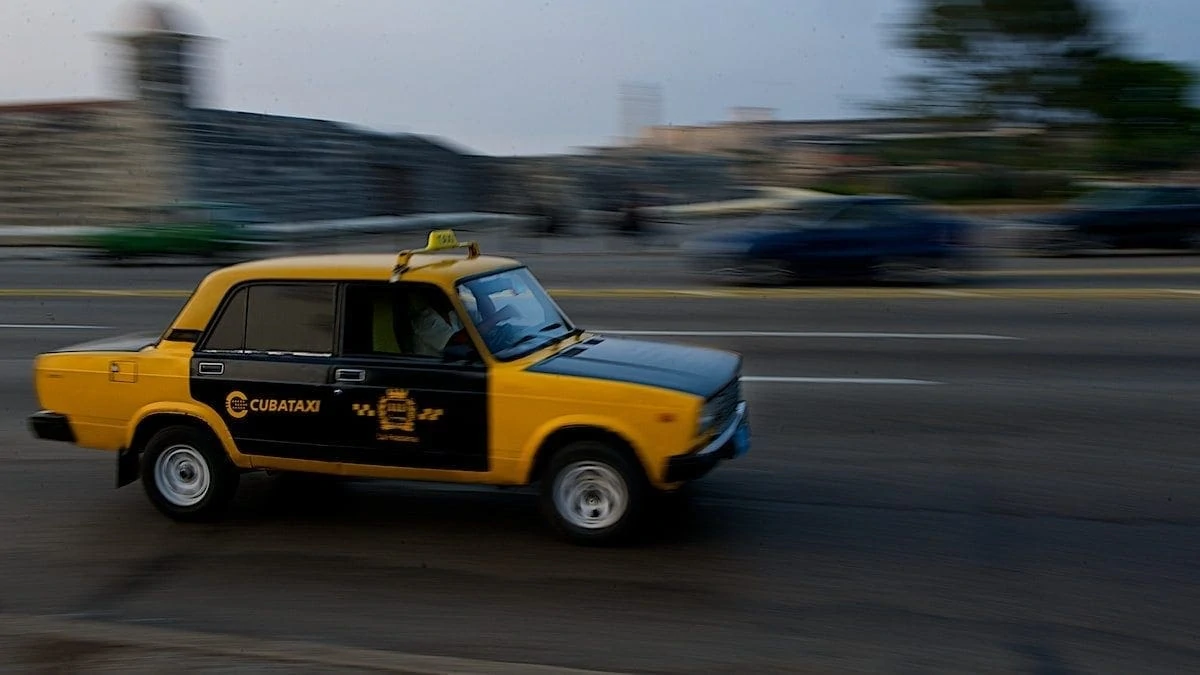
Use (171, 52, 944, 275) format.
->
(708, 378, 740, 432)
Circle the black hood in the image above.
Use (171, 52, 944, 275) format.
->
(527, 335, 740, 398)
(48, 332, 160, 353)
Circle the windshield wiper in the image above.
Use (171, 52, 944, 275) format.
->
(507, 334, 539, 349)
(497, 324, 579, 359)
(539, 322, 585, 347)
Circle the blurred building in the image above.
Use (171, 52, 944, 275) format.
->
(0, 3, 487, 227)
(636, 109, 1043, 175)
(618, 82, 663, 145)
(507, 148, 746, 213)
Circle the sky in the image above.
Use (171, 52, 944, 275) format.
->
(2, 0, 1198, 156)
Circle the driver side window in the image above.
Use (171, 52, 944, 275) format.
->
(340, 282, 465, 360)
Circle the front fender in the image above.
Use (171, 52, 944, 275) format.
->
(126, 401, 250, 468)
(520, 413, 664, 483)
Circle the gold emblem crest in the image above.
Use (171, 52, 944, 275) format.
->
(377, 388, 418, 432)
(352, 389, 444, 442)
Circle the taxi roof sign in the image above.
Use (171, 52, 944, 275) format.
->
(391, 229, 480, 280)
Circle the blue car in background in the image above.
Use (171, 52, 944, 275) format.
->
(680, 195, 980, 285)
(1011, 184, 1200, 255)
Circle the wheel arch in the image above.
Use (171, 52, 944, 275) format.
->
(130, 413, 219, 456)
(526, 424, 645, 486)
(125, 402, 248, 467)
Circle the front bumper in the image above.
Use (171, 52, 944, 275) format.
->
(28, 411, 75, 443)
(665, 401, 749, 483)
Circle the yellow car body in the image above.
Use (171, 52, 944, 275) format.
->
(28, 231, 750, 543)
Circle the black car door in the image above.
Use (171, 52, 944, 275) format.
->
(189, 281, 342, 462)
(323, 281, 489, 472)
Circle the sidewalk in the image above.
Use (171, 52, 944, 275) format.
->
(0, 187, 824, 248)
(0, 213, 532, 248)
(0, 221, 715, 262)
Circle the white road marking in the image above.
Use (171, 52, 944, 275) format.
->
(599, 330, 1021, 341)
(741, 376, 943, 385)
(0, 323, 110, 329)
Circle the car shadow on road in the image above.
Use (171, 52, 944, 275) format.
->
(214, 472, 743, 548)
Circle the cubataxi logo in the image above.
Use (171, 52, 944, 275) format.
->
(225, 390, 320, 419)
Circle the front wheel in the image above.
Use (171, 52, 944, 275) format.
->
(540, 441, 647, 545)
(140, 426, 240, 523)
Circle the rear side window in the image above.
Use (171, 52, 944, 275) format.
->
(202, 283, 337, 355)
(203, 287, 247, 351)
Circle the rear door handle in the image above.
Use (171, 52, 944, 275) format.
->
(198, 362, 224, 376)
(334, 368, 366, 383)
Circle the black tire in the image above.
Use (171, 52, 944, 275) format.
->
(140, 425, 240, 523)
(539, 440, 648, 546)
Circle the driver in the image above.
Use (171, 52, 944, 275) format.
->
(459, 283, 520, 351)
(407, 290, 463, 357)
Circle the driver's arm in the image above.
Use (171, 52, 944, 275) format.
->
(475, 303, 518, 333)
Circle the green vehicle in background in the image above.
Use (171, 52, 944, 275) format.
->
(84, 202, 272, 262)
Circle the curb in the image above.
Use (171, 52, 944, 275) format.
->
(0, 613, 624, 674)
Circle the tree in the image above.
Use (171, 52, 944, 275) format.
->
(885, 0, 1117, 123)
(883, 0, 1200, 170)
(1081, 57, 1200, 169)
(1083, 57, 1197, 130)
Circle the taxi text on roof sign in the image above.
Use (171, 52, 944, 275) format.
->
(391, 229, 481, 281)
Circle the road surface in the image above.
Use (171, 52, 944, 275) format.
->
(0, 255, 1197, 673)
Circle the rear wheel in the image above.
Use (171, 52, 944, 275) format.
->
(140, 426, 240, 522)
(539, 440, 647, 545)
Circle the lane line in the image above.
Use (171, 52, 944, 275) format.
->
(741, 376, 943, 385)
(599, 330, 1022, 341)
(552, 288, 1200, 300)
(0, 612, 618, 674)
(0, 289, 191, 298)
(2, 287, 1200, 300)
(981, 265, 1200, 277)
(0, 323, 110, 329)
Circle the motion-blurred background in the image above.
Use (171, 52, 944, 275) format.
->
(3, 2, 1200, 673)
(2, 0, 1200, 272)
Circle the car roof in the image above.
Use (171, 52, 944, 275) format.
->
(164, 251, 522, 337)
(211, 251, 521, 284)
(792, 194, 914, 206)
(839, 194, 914, 204)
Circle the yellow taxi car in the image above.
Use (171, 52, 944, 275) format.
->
(27, 230, 750, 544)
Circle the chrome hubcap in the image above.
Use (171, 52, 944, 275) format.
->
(155, 445, 211, 507)
(553, 461, 628, 530)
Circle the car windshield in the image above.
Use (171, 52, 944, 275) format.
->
(749, 199, 870, 229)
(456, 267, 574, 360)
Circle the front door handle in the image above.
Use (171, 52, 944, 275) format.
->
(334, 368, 366, 383)
(198, 362, 224, 376)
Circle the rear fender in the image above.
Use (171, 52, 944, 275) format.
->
(125, 402, 248, 467)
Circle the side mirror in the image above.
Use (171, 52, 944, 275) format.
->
(443, 343, 481, 364)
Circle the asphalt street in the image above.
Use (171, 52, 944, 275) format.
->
(0, 254, 1198, 673)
